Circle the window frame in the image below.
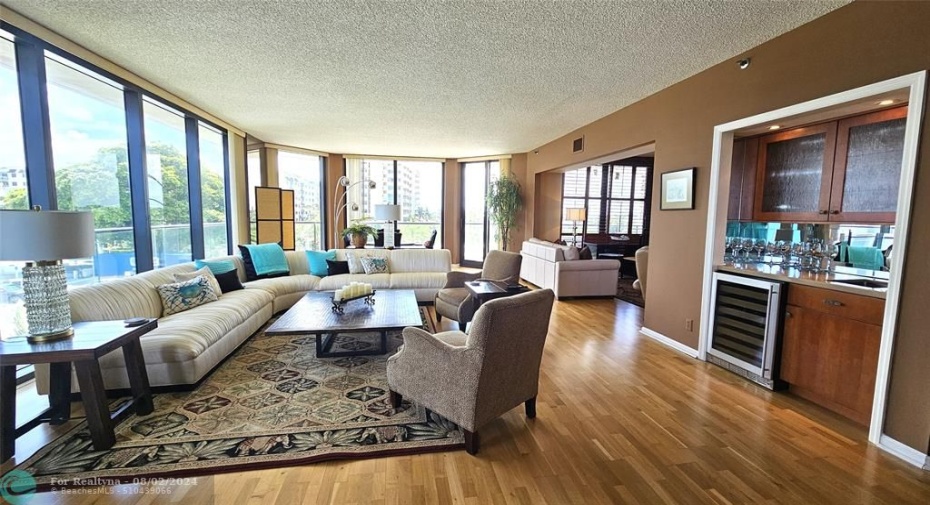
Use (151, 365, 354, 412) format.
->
(2, 21, 233, 275)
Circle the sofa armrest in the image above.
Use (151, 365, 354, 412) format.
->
(444, 270, 481, 288)
(556, 259, 620, 273)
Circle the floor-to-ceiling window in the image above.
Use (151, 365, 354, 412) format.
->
(246, 149, 261, 243)
(278, 150, 325, 250)
(0, 25, 232, 337)
(345, 158, 443, 248)
(199, 123, 228, 257)
(461, 160, 500, 267)
(0, 32, 28, 339)
(46, 53, 133, 282)
(144, 99, 192, 267)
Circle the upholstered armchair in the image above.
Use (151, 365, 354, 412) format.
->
(387, 289, 555, 454)
(632, 246, 648, 298)
(434, 250, 522, 331)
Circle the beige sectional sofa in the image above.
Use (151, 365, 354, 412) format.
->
(37, 248, 451, 392)
(520, 239, 620, 298)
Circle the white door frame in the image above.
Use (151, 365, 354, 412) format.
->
(698, 71, 927, 449)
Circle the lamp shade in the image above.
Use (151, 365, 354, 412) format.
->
(0, 209, 95, 261)
(374, 204, 401, 221)
(565, 208, 586, 221)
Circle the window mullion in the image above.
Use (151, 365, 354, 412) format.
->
(124, 90, 155, 272)
(14, 40, 55, 210)
(185, 116, 205, 259)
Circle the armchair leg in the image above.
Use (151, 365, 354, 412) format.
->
(525, 397, 537, 419)
(463, 429, 480, 455)
(389, 390, 402, 409)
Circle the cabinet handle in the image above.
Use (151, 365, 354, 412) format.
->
(830, 210, 840, 215)
(785, 311, 792, 318)
(818, 210, 829, 215)
(823, 299, 845, 307)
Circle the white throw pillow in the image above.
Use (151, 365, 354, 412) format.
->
(346, 251, 389, 274)
(175, 266, 222, 296)
(564, 247, 581, 261)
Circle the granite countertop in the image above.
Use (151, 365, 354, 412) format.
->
(716, 262, 888, 300)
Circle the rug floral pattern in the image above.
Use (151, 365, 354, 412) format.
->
(14, 309, 463, 485)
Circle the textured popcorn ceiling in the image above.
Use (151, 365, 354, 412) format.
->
(5, 1, 848, 158)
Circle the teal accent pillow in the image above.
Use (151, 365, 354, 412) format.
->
(156, 276, 218, 316)
(194, 259, 237, 275)
(306, 250, 336, 277)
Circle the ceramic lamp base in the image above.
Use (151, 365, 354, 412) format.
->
(23, 260, 75, 343)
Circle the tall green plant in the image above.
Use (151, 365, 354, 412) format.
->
(487, 175, 523, 251)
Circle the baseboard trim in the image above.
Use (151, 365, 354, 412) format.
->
(639, 327, 699, 358)
(878, 435, 930, 469)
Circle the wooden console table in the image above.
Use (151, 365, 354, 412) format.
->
(0, 319, 156, 462)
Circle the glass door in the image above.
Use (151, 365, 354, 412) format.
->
(461, 161, 500, 268)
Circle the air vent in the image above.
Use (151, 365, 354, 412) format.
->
(572, 137, 584, 153)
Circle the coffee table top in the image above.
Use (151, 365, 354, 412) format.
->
(0, 319, 158, 365)
(266, 289, 421, 335)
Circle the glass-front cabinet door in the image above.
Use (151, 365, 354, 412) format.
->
(753, 123, 837, 222)
(830, 106, 907, 223)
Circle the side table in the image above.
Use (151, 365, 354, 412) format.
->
(463, 281, 530, 330)
(0, 319, 157, 462)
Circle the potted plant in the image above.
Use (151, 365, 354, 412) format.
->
(343, 219, 378, 248)
(487, 174, 523, 251)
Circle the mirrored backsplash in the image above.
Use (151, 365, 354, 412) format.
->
(724, 221, 895, 273)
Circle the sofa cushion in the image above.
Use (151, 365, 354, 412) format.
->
(70, 275, 164, 322)
(194, 259, 237, 275)
(389, 249, 452, 273)
(156, 276, 219, 316)
(343, 250, 390, 274)
(101, 288, 274, 367)
(436, 287, 469, 305)
(244, 274, 321, 298)
(389, 272, 447, 290)
(318, 273, 391, 291)
(239, 244, 290, 281)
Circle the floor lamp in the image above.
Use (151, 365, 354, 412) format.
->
(374, 204, 401, 248)
(333, 176, 376, 248)
(565, 208, 586, 248)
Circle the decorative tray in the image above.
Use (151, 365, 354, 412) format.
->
(331, 290, 376, 314)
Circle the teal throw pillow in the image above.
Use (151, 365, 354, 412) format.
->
(194, 259, 237, 275)
(306, 250, 337, 277)
(360, 256, 389, 274)
(156, 276, 218, 316)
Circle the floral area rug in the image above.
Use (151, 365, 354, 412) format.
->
(12, 307, 463, 487)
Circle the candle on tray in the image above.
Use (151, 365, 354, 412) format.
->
(334, 289, 344, 302)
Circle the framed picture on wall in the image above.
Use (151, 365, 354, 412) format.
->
(660, 167, 696, 210)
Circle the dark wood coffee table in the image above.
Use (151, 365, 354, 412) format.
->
(265, 290, 422, 358)
(0, 319, 156, 462)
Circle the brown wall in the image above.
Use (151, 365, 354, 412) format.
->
(443, 159, 462, 262)
(525, 1, 930, 453)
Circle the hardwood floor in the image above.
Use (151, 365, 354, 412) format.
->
(8, 297, 930, 504)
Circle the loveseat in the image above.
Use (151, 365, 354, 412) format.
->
(519, 239, 619, 298)
(37, 248, 452, 392)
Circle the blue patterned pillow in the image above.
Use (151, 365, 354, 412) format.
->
(360, 256, 389, 274)
(156, 276, 218, 316)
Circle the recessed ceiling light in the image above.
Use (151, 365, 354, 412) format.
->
(878, 99, 895, 106)
(768, 125, 781, 130)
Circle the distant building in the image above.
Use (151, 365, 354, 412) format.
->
(0, 167, 27, 199)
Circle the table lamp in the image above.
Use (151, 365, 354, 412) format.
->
(0, 208, 95, 343)
(374, 204, 401, 248)
(565, 207, 586, 247)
